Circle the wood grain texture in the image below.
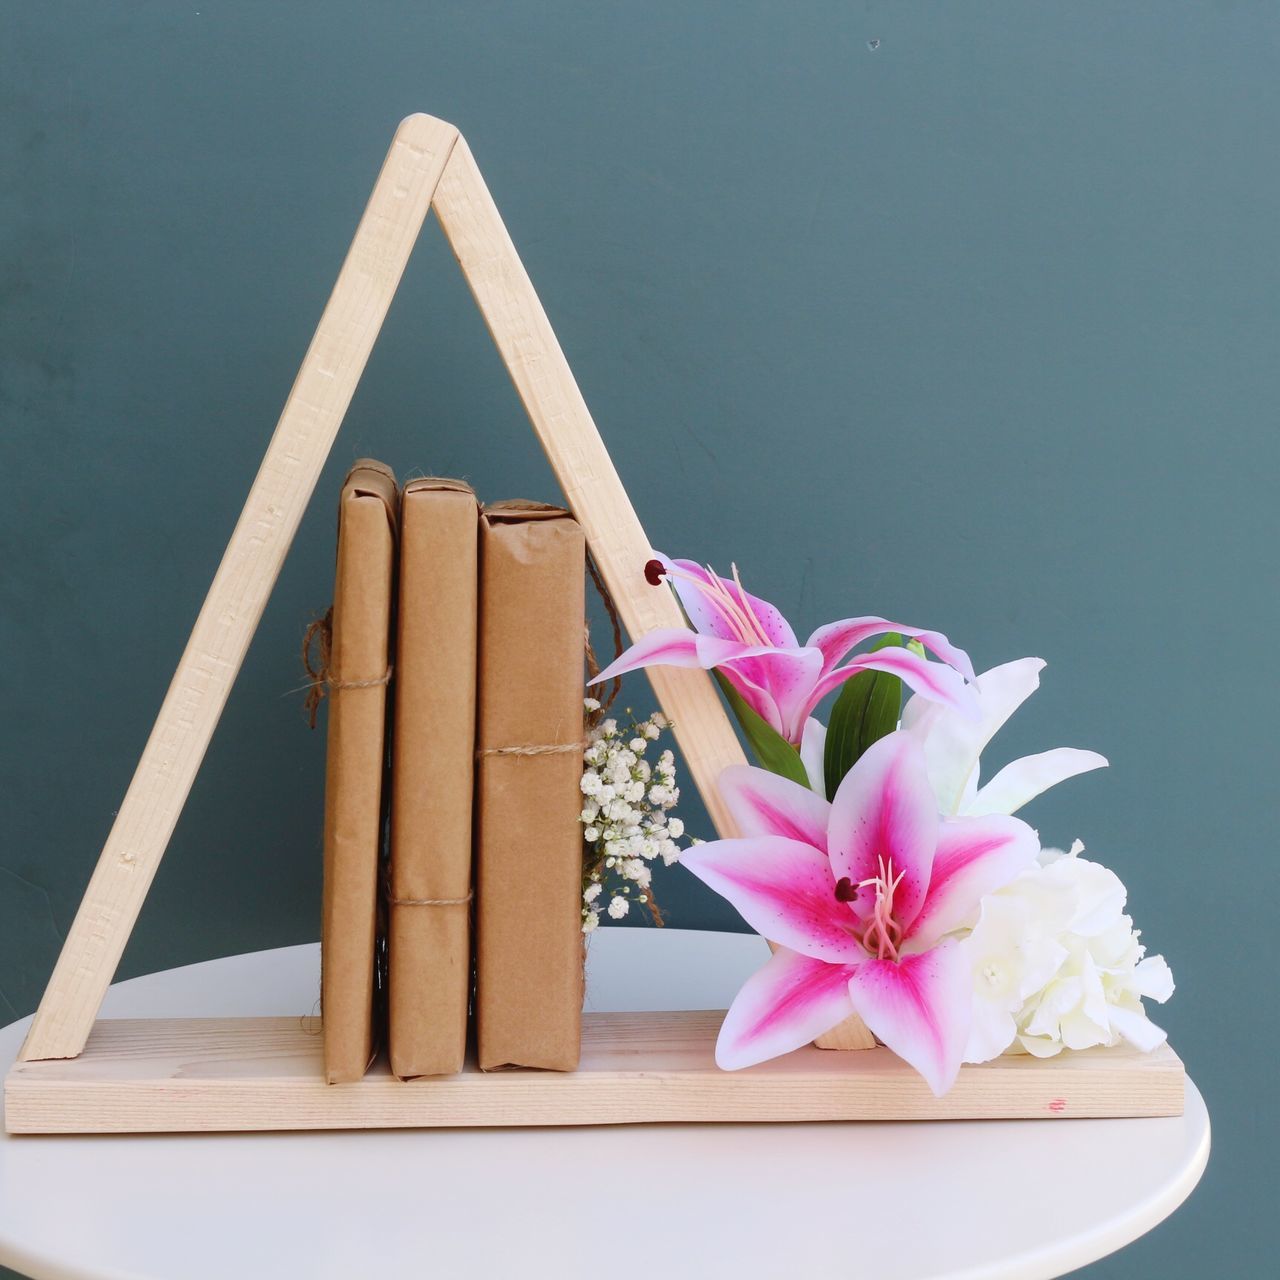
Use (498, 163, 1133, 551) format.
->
(4, 1012, 1184, 1133)
(814, 1016, 878, 1051)
(431, 137, 749, 840)
(19, 115, 460, 1063)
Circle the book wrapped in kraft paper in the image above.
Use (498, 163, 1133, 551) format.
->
(320, 459, 398, 1084)
(387, 478, 480, 1079)
(476, 501, 586, 1072)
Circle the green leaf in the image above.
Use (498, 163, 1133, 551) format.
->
(823, 634, 904, 799)
(714, 671, 810, 788)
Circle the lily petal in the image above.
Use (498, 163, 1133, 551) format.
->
(799, 717, 828, 797)
(718, 765, 832, 851)
(966, 748, 1109, 817)
(680, 837, 864, 964)
(902, 657, 1047, 814)
(588, 628, 703, 685)
(718, 646, 826, 744)
(807, 617, 975, 682)
(590, 629, 787, 691)
(847, 941, 973, 1096)
(906, 814, 1041, 949)
(802, 646, 980, 727)
(715, 947, 857, 1070)
(663, 556, 799, 648)
(827, 731, 938, 930)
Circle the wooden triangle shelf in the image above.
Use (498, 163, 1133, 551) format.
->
(3, 115, 1183, 1133)
(6, 1012, 1184, 1133)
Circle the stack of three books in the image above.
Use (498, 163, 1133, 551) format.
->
(317, 461, 586, 1083)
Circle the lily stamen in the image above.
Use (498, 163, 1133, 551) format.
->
(855, 855, 907, 962)
(662, 560, 773, 647)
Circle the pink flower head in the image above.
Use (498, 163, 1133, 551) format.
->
(682, 731, 1039, 1094)
(590, 557, 978, 745)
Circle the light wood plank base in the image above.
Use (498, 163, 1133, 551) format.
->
(4, 1012, 1184, 1134)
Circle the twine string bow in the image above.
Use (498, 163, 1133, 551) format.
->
(301, 606, 394, 729)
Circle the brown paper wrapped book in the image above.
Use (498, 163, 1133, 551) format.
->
(387, 478, 480, 1079)
(475, 501, 586, 1071)
(319, 459, 398, 1084)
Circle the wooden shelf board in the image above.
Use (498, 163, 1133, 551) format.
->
(5, 1011, 1184, 1134)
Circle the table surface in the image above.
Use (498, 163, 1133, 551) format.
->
(0, 930, 1208, 1280)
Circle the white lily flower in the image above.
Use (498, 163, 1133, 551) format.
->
(902, 657, 1109, 816)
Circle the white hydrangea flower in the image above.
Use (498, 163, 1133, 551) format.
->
(582, 910, 600, 934)
(583, 881, 602, 903)
(964, 842, 1174, 1062)
(608, 895, 630, 920)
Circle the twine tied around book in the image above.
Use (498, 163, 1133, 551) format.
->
(382, 863, 473, 909)
(301, 606, 394, 729)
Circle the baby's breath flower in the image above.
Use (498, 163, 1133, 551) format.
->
(580, 707, 693, 929)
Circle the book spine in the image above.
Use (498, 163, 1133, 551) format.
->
(321, 461, 397, 1084)
(388, 482, 479, 1078)
(475, 509, 586, 1071)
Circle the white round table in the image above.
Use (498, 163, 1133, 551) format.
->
(0, 930, 1208, 1280)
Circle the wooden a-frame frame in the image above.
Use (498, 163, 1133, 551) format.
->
(5, 116, 1182, 1131)
(18, 113, 749, 1065)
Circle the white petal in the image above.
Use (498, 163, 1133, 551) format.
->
(799, 717, 827, 799)
(902, 658, 1046, 815)
(1131, 954, 1175, 1003)
(1042, 855, 1128, 936)
(1017, 1032, 1065, 1058)
(965, 995, 1019, 1064)
(1106, 1003, 1169, 1052)
(966, 748, 1109, 817)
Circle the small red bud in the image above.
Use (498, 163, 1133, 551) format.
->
(644, 558, 667, 586)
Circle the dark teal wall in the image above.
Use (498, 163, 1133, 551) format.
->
(3, 4, 1274, 1275)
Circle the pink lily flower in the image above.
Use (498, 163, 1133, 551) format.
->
(590, 557, 978, 745)
(682, 731, 1039, 1094)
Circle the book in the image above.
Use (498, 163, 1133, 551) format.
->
(387, 477, 480, 1078)
(320, 459, 398, 1084)
(474, 501, 586, 1071)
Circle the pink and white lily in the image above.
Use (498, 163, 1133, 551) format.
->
(589, 557, 979, 745)
(683, 731, 1039, 1094)
(901, 657, 1108, 816)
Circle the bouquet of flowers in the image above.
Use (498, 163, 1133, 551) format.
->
(587, 556, 1173, 1097)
